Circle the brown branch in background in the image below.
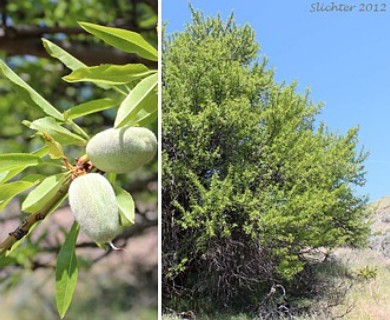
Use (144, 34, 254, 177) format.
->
(0, 215, 157, 271)
(40, 215, 157, 252)
(0, 178, 71, 255)
(90, 216, 157, 263)
(81, 216, 157, 250)
(0, 0, 158, 65)
(0, 37, 157, 68)
(2, 24, 155, 38)
(3, 25, 85, 38)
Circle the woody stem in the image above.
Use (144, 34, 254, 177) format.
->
(0, 178, 71, 254)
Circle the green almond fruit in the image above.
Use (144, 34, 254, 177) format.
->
(69, 173, 119, 243)
(86, 126, 157, 174)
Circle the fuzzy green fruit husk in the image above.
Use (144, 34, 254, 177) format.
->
(86, 126, 157, 174)
(69, 173, 119, 243)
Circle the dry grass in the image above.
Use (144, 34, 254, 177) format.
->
(163, 314, 251, 320)
(332, 248, 390, 320)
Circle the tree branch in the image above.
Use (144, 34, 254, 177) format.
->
(40, 216, 157, 252)
(0, 177, 71, 254)
(0, 0, 157, 65)
(0, 36, 157, 68)
(2, 25, 85, 38)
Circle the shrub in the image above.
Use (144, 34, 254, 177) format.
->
(162, 10, 369, 312)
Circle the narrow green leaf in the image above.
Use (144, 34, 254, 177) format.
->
(134, 109, 158, 128)
(65, 98, 117, 120)
(0, 168, 27, 184)
(79, 22, 158, 61)
(0, 147, 49, 184)
(22, 173, 69, 213)
(114, 186, 135, 227)
(34, 146, 50, 157)
(0, 154, 42, 173)
(56, 222, 79, 319)
(114, 73, 158, 128)
(126, 96, 158, 127)
(21, 174, 45, 183)
(41, 39, 110, 90)
(42, 38, 86, 71)
(0, 175, 42, 211)
(106, 172, 117, 184)
(27, 117, 86, 146)
(0, 60, 64, 121)
(63, 64, 155, 85)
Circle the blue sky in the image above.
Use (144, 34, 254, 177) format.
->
(163, 1, 390, 202)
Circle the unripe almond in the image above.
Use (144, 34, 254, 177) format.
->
(69, 173, 119, 243)
(86, 126, 157, 174)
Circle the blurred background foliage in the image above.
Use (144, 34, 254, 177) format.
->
(0, 1, 158, 319)
(0, 0, 157, 154)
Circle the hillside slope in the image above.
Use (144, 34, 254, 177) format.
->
(368, 195, 390, 257)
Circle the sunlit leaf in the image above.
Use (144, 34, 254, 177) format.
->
(56, 222, 79, 319)
(79, 22, 158, 61)
(41, 39, 109, 90)
(115, 186, 135, 227)
(0, 168, 28, 185)
(125, 97, 158, 127)
(0, 59, 64, 121)
(114, 73, 158, 128)
(0, 175, 43, 211)
(26, 117, 86, 146)
(0, 147, 49, 184)
(65, 98, 117, 120)
(42, 38, 86, 71)
(63, 64, 154, 85)
(22, 173, 70, 213)
(33, 145, 50, 158)
(0, 154, 42, 173)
